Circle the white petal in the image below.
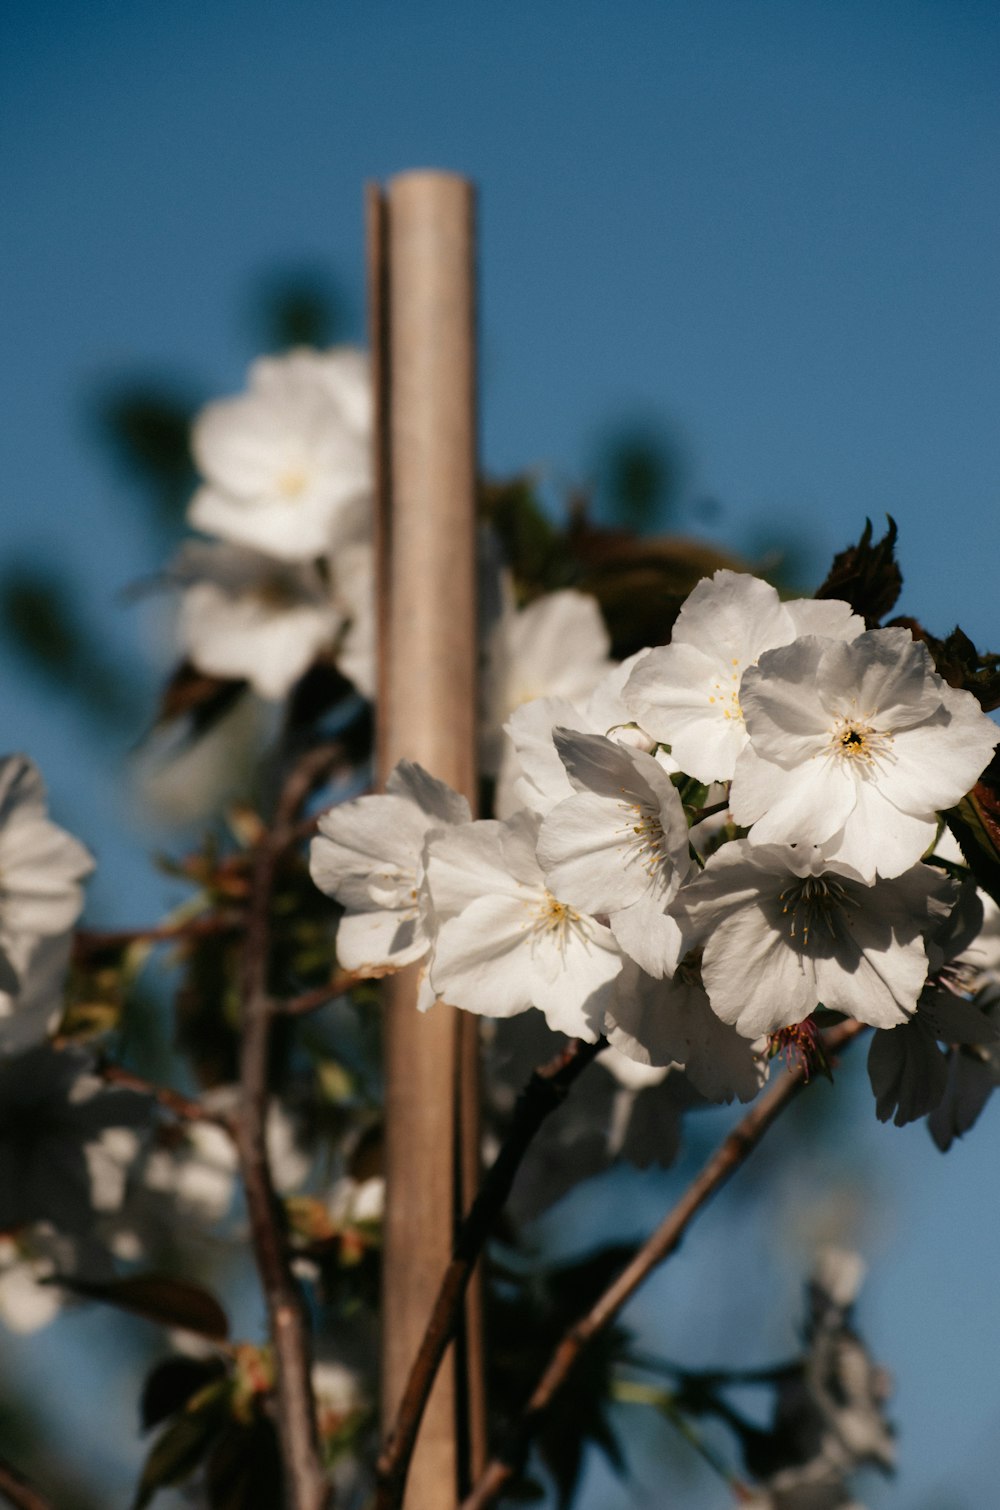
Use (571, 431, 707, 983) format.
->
(336, 909, 426, 971)
(610, 899, 685, 979)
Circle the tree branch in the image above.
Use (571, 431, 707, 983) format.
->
(236, 764, 331, 1510)
(374, 1034, 607, 1510)
(459, 1019, 866, 1510)
(94, 1060, 235, 1131)
(0, 1453, 55, 1510)
(73, 913, 241, 960)
(280, 968, 386, 1017)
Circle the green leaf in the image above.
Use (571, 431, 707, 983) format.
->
(57, 1273, 230, 1341)
(141, 1356, 228, 1432)
(132, 1386, 229, 1509)
(814, 516, 901, 627)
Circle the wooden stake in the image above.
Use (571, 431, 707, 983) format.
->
(370, 170, 482, 1508)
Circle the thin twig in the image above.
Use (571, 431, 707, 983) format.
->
(459, 1019, 866, 1510)
(374, 1034, 607, 1510)
(689, 799, 732, 827)
(0, 1453, 55, 1510)
(236, 779, 330, 1510)
(73, 913, 241, 960)
(94, 1061, 235, 1132)
(281, 968, 388, 1017)
(273, 741, 350, 840)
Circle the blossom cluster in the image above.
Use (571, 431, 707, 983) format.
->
(171, 347, 377, 699)
(312, 569, 1000, 1115)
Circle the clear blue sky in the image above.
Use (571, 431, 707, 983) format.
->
(3, 2, 999, 1504)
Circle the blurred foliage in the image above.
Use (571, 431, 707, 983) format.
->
(94, 381, 203, 531)
(488, 1246, 636, 1506)
(249, 267, 352, 353)
(0, 559, 142, 727)
(592, 421, 687, 533)
(482, 474, 748, 660)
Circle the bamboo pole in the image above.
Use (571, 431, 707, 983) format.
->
(369, 170, 482, 1508)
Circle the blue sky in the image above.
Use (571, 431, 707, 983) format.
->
(3, 1, 1000, 1504)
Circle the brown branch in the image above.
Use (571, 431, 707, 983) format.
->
(459, 1019, 867, 1510)
(689, 799, 732, 827)
(73, 913, 241, 960)
(281, 967, 394, 1017)
(0, 1453, 55, 1510)
(94, 1061, 235, 1132)
(374, 1034, 608, 1510)
(273, 741, 352, 840)
(236, 806, 329, 1510)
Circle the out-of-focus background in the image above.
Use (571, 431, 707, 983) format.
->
(3, 2, 999, 1505)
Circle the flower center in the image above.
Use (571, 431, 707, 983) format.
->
(777, 874, 857, 947)
(707, 657, 744, 722)
(768, 1017, 831, 1081)
(618, 801, 669, 878)
(529, 892, 589, 954)
(828, 711, 894, 769)
(276, 466, 309, 499)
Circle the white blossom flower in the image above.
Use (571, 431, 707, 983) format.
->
(189, 347, 372, 563)
(481, 585, 614, 775)
(730, 627, 999, 881)
(310, 762, 470, 974)
(142, 1120, 238, 1224)
(606, 959, 768, 1103)
(500, 650, 668, 820)
(0, 1230, 64, 1333)
(623, 572, 864, 782)
(674, 841, 953, 1038)
(172, 540, 345, 700)
(536, 731, 691, 977)
(0, 1226, 114, 1334)
(425, 811, 623, 1038)
(0, 757, 93, 997)
(0, 933, 73, 1057)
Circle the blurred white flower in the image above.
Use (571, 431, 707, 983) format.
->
(0, 756, 93, 996)
(623, 571, 863, 782)
(326, 1174, 384, 1228)
(172, 541, 345, 700)
(0, 1045, 147, 1235)
(0, 933, 74, 1057)
(731, 627, 999, 881)
(143, 1120, 238, 1225)
(0, 1226, 114, 1334)
(481, 585, 613, 775)
(189, 347, 372, 562)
